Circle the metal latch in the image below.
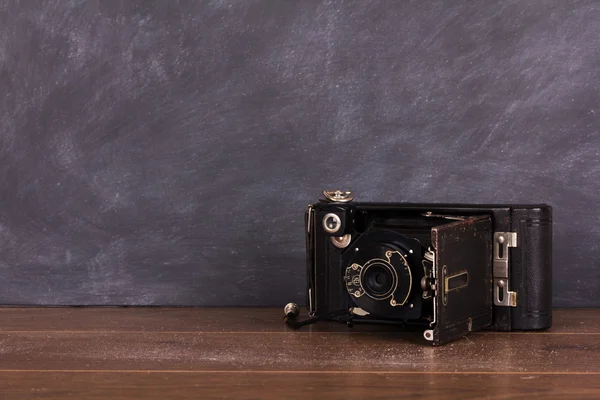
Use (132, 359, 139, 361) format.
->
(493, 232, 517, 307)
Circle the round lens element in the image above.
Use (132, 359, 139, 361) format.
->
(361, 262, 396, 299)
(322, 213, 342, 234)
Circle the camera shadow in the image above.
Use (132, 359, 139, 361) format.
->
(299, 320, 433, 346)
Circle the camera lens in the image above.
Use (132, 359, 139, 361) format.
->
(326, 217, 338, 230)
(344, 232, 418, 314)
(322, 213, 341, 234)
(362, 263, 395, 299)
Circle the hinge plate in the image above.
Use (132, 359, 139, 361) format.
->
(493, 232, 517, 307)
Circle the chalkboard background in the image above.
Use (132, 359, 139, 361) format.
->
(0, 1, 598, 306)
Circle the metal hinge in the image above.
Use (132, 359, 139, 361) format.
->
(493, 232, 517, 307)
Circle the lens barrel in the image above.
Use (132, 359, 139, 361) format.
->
(362, 263, 396, 299)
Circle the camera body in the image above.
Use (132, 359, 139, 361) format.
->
(305, 191, 552, 345)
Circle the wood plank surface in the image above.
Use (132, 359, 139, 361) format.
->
(2, 331, 600, 372)
(1, 372, 600, 400)
(0, 307, 594, 333)
(0, 308, 598, 399)
(0, 331, 599, 372)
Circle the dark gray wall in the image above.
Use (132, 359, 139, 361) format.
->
(0, 0, 598, 306)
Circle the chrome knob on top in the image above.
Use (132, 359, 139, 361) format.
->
(322, 190, 354, 203)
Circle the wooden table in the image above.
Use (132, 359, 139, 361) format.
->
(0, 308, 598, 399)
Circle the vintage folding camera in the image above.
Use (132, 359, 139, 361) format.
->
(285, 190, 552, 345)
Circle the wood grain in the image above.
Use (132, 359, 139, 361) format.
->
(0, 330, 599, 372)
(0, 307, 594, 333)
(1, 372, 600, 400)
(0, 307, 599, 399)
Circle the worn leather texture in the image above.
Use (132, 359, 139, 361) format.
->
(510, 207, 553, 330)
